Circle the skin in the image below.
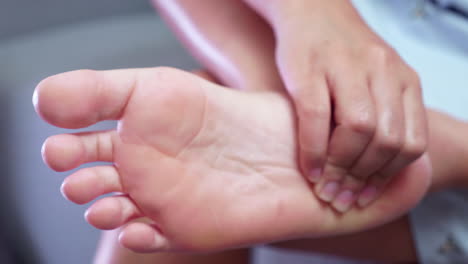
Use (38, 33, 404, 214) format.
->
(34, 67, 432, 254)
(244, 0, 429, 209)
(88, 72, 468, 264)
(94, 216, 417, 263)
(155, 0, 428, 211)
(34, 1, 467, 263)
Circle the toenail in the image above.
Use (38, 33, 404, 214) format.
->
(332, 190, 355, 213)
(319, 182, 340, 202)
(357, 186, 378, 207)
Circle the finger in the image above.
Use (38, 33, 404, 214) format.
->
(42, 130, 117, 171)
(292, 76, 331, 182)
(358, 84, 427, 207)
(61, 166, 123, 204)
(315, 72, 376, 203)
(85, 195, 143, 230)
(330, 176, 360, 213)
(348, 75, 405, 181)
(119, 222, 169, 253)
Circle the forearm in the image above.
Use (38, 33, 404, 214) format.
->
(426, 110, 468, 191)
(152, 0, 283, 92)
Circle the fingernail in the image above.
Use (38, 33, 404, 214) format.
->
(319, 182, 340, 202)
(358, 186, 378, 207)
(333, 190, 355, 213)
(308, 168, 322, 182)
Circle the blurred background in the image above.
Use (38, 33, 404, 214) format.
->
(1, 0, 467, 263)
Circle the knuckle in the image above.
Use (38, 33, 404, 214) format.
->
(367, 44, 397, 65)
(406, 67, 422, 88)
(296, 101, 329, 121)
(377, 132, 404, 153)
(402, 138, 428, 159)
(342, 113, 376, 135)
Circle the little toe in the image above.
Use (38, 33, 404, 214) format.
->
(42, 131, 116, 171)
(85, 195, 142, 230)
(119, 222, 169, 253)
(61, 166, 123, 204)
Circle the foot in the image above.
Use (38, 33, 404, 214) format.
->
(34, 67, 431, 253)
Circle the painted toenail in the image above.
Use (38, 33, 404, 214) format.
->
(308, 168, 322, 182)
(332, 190, 355, 213)
(358, 186, 378, 207)
(319, 182, 340, 202)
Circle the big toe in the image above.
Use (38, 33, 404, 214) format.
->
(34, 70, 104, 128)
(33, 69, 136, 128)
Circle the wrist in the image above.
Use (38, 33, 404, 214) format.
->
(244, 0, 323, 27)
(246, 0, 363, 36)
(428, 112, 468, 192)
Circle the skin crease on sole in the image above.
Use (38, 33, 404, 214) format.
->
(35, 67, 431, 253)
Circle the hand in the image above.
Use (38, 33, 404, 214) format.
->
(246, 0, 428, 212)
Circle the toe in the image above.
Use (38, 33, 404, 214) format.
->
(119, 222, 169, 253)
(61, 166, 123, 204)
(42, 131, 116, 171)
(33, 69, 136, 128)
(85, 195, 142, 230)
(42, 134, 84, 172)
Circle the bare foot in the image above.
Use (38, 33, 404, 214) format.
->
(34, 67, 431, 253)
